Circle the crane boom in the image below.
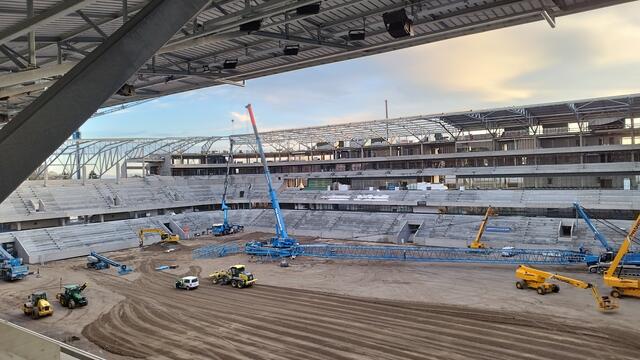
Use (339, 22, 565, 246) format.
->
(469, 206, 494, 249)
(574, 202, 611, 251)
(246, 104, 295, 247)
(605, 214, 640, 279)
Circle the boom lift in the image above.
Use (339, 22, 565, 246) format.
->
(515, 265, 617, 312)
(86, 251, 132, 275)
(574, 202, 640, 273)
(603, 213, 640, 298)
(0, 245, 28, 281)
(244, 104, 299, 257)
(468, 206, 495, 249)
(212, 138, 244, 236)
(138, 228, 179, 247)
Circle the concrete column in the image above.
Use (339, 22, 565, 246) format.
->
(0, 0, 210, 204)
(99, 214, 104, 222)
(43, 167, 48, 187)
(81, 166, 86, 185)
(115, 162, 120, 184)
(59, 218, 66, 227)
(15, 222, 21, 231)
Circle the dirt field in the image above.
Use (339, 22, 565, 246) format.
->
(2, 232, 640, 359)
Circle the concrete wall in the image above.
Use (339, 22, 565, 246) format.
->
(0, 319, 103, 360)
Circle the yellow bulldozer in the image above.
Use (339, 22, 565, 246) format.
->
(22, 291, 53, 319)
(209, 265, 256, 288)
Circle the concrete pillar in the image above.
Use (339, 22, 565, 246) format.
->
(43, 167, 48, 187)
(121, 161, 128, 179)
(115, 162, 120, 184)
(15, 222, 21, 231)
(81, 166, 86, 185)
(0, 0, 210, 204)
(99, 214, 104, 223)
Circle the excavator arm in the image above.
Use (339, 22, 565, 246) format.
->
(469, 206, 494, 249)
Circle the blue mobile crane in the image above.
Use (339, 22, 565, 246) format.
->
(243, 104, 300, 257)
(212, 138, 244, 236)
(574, 202, 640, 272)
(0, 245, 28, 281)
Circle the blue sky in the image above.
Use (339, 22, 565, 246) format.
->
(81, 1, 640, 138)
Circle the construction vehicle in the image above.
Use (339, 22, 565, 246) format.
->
(212, 138, 245, 236)
(468, 206, 495, 249)
(574, 202, 640, 273)
(22, 291, 53, 319)
(175, 276, 199, 290)
(0, 245, 29, 281)
(86, 251, 132, 275)
(244, 104, 299, 257)
(515, 265, 617, 312)
(138, 228, 179, 247)
(209, 264, 256, 288)
(603, 213, 640, 298)
(56, 283, 88, 309)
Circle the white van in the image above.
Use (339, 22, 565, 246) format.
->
(175, 276, 199, 290)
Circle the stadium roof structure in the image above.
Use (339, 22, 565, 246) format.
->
(0, 0, 632, 119)
(37, 92, 640, 178)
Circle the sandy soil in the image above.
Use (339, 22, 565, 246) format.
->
(1, 232, 640, 359)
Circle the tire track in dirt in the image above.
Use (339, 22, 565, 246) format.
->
(82, 260, 640, 360)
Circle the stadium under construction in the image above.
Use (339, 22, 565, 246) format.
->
(0, 1, 639, 359)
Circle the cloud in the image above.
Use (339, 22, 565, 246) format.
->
(230, 111, 250, 123)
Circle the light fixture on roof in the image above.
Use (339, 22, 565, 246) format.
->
(116, 83, 135, 96)
(239, 19, 262, 32)
(348, 29, 365, 41)
(296, 2, 321, 15)
(223, 59, 238, 69)
(382, 9, 414, 39)
(283, 44, 300, 56)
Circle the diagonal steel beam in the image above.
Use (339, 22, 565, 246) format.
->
(76, 10, 108, 39)
(0, 0, 211, 204)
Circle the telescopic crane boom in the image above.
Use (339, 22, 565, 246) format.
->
(246, 104, 297, 248)
(603, 213, 640, 298)
(515, 265, 618, 312)
(468, 206, 494, 249)
(212, 138, 244, 236)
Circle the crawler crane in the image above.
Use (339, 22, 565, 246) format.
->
(515, 265, 618, 312)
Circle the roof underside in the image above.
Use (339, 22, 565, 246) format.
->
(0, 0, 633, 119)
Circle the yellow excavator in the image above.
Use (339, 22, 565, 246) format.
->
(138, 228, 179, 247)
(515, 265, 618, 312)
(468, 206, 495, 249)
(603, 213, 640, 298)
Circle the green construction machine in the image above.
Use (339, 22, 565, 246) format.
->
(56, 283, 88, 309)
